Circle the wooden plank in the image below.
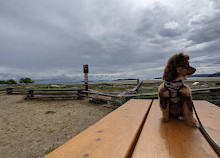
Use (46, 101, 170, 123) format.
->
(81, 90, 119, 97)
(90, 97, 122, 104)
(0, 91, 6, 95)
(10, 93, 28, 95)
(122, 87, 220, 98)
(132, 100, 218, 158)
(194, 101, 220, 156)
(118, 82, 143, 97)
(33, 92, 78, 95)
(122, 92, 158, 98)
(34, 88, 84, 91)
(30, 96, 78, 99)
(191, 87, 220, 92)
(132, 81, 143, 92)
(45, 99, 152, 158)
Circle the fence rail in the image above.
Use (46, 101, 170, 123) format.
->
(2, 86, 220, 105)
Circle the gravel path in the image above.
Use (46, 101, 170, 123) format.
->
(0, 95, 113, 158)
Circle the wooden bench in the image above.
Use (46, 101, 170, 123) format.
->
(45, 99, 220, 158)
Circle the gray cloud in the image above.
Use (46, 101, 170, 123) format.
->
(187, 13, 220, 44)
(0, 0, 219, 80)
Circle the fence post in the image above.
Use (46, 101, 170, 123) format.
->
(83, 65, 89, 95)
(28, 90, 34, 98)
(6, 88, 13, 94)
(137, 78, 139, 85)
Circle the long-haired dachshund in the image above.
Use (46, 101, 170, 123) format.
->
(158, 52, 198, 127)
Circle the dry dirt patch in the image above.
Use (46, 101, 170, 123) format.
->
(0, 95, 114, 158)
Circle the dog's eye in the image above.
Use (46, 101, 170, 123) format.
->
(183, 64, 189, 68)
(183, 61, 190, 68)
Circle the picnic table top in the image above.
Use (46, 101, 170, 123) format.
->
(132, 100, 219, 158)
(45, 99, 220, 158)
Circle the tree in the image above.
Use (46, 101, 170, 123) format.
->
(19, 78, 25, 84)
(19, 78, 34, 84)
(0, 80, 6, 85)
(6, 79, 17, 85)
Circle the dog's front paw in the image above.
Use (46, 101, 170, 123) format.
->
(186, 118, 199, 128)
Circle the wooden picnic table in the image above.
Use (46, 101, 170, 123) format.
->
(45, 99, 220, 158)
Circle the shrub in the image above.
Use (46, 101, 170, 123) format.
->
(19, 78, 34, 84)
(6, 79, 17, 85)
(0, 80, 6, 84)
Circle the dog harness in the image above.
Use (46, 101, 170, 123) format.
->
(164, 80, 184, 103)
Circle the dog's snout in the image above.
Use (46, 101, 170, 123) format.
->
(188, 66, 196, 75)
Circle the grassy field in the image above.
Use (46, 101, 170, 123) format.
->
(0, 78, 219, 157)
(0, 77, 219, 105)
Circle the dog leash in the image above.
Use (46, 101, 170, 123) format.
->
(192, 102, 220, 156)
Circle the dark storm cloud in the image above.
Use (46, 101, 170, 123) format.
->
(0, 0, 219, 80)
(187, 12, 220, 44)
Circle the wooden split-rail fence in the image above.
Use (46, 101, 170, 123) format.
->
(3, 85, 220, 105)
(5, 87, 85, 99)
(3, 82, 144, 104)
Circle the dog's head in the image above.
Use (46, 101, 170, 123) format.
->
(163, 52, 196, 81)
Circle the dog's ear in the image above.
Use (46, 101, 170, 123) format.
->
(179, 52, 189, 60)
(163, 57, 178, 81)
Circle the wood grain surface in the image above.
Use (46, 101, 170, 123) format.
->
(132, 100, 218, 158)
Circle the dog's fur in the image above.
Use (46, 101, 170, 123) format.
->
(158, 52, 198, 127)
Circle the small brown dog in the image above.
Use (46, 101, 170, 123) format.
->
(158, 52, 198, 127)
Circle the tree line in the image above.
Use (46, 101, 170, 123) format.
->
(0, 78, 34, 85)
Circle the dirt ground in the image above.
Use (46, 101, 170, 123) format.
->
(0, 95, 114, 158)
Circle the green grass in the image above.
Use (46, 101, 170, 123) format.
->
(45, 110, 56, 114)
(88, 84, 133, 92)
(45, 144, 56, 154)
(193, 94, 220, 106)
(137, 89, 157, 94)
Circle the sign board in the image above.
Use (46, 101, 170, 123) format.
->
(83, 64, 89, 92)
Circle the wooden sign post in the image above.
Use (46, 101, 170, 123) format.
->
(83, 65, 89, 94)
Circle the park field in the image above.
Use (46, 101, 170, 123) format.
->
(0, 77, 219, 157)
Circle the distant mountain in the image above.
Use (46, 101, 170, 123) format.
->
(207, 72, 220, 77)
(154, 77, 162, 79)
(189, 72, 220, 77)
(154, 72, 220, 79)
(188, 74, 210, 77)
(114, 78, 138, 81)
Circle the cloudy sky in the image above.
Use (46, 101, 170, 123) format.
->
(0, 0, 220, 80)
